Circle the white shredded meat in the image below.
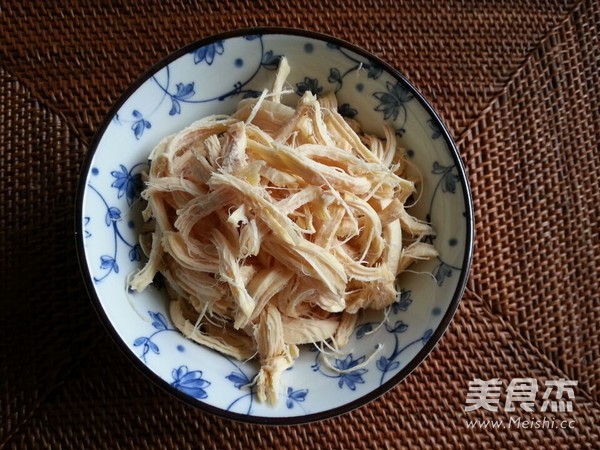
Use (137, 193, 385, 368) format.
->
(130, 58, 437, 405)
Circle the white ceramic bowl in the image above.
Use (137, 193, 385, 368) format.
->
(76, 28, 473, 424)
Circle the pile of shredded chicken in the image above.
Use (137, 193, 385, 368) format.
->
(130, 58, 437, 405)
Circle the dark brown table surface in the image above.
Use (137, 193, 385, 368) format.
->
(1, 1, 598, 448)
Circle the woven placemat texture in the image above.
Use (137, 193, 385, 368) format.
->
(0, 66, 102, 441)
(1, 0, 598, 448)
(461, 0, 600, 404)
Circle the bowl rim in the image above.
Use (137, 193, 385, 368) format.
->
(75, 26, 474, 426)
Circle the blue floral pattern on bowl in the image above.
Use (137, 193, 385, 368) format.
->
(78, 29, 473, 424)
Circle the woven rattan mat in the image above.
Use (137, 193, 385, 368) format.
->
(1, 1, 598, 448)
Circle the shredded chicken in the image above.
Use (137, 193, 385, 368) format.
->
(130, 58, 437, 405)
